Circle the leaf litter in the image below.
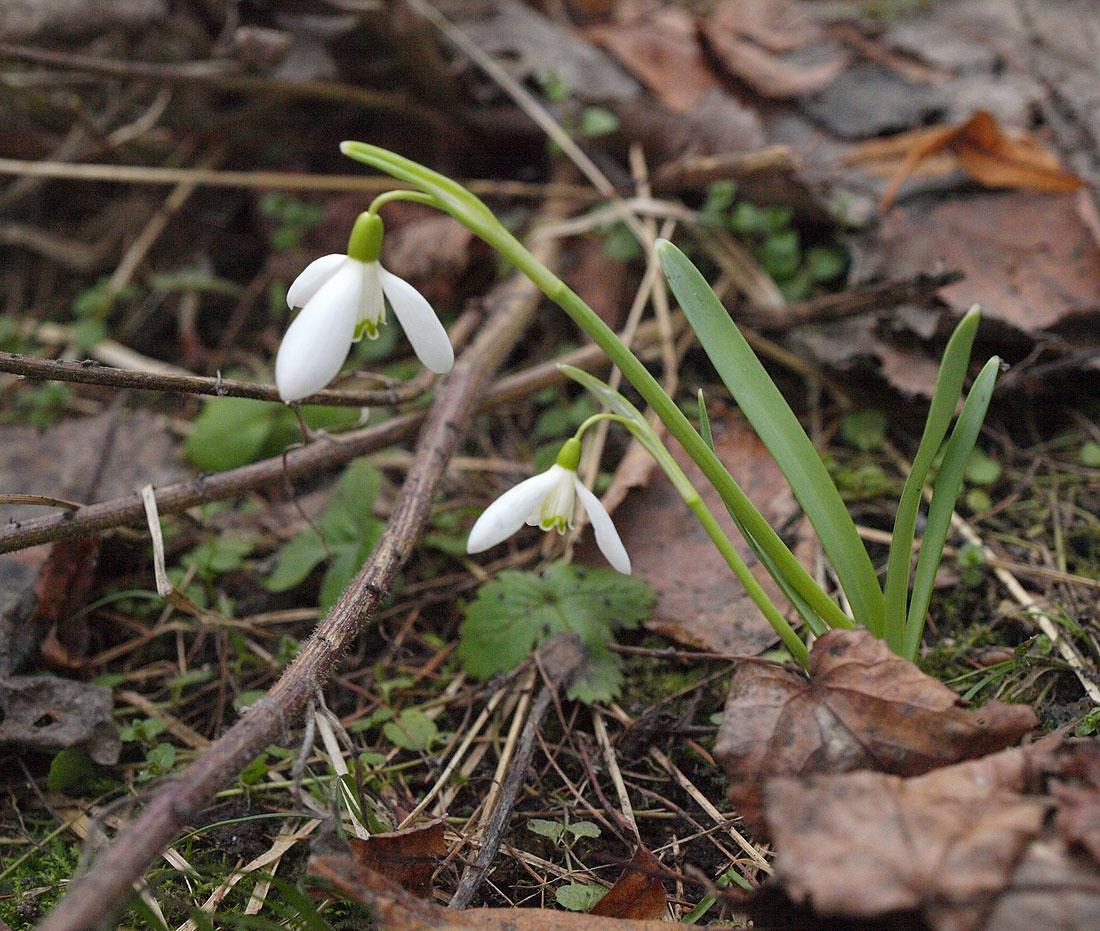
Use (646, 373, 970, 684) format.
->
(5, 0, 1100, 928)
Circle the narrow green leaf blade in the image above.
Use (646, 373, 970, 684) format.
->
(902, 356, 999, 658)
(883, 305, 981, 648)
(658, 240, 884, 629)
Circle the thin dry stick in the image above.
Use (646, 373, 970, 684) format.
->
(34, 213, 564, 931)
(0, 156, 594, 201)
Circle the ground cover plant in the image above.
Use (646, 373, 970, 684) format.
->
(3, 1, 1100, 929)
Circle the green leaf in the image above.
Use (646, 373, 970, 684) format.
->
(567, 820, 601, 839)
(579, 107, 620, 138)
(806, 244, 849, 282)
(47, 747, 97, 794)
(884, 306, 981, 649)
(266, 460, 386, 608)
(266, 530, 328, 592)
(182, 533, 254, 577)
(842, 410, 888, 451)
(658, 240, 884, 630)
(459, 561, 654, 704)
(964, 448, 1002, 485)
(902, 356, 999, 657)
(1080, 441, 1100, 468)
(186, 397, 358, 472)
(186, 397, 278, 471)
(556, 884, 608, 912)
(528, 819, 565, 842)
(383, 708, 439, 751)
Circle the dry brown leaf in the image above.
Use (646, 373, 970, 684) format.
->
(847, 109, 1083, 210)
(589, 846, 667, 920)
(586, 10, 718, 112)
(878, 190, 1100, 333)
(754, 739, 1100, 931)
(610, 407, 813, 655)
(714, 628, 1038, 830)
(347, 818, 447, 898)
(308, 852, 687, 931)
(703, 0, 847, 99)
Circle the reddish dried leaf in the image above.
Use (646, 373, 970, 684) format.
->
(611, 408, 813, 655)
(586, 11, 718, 112)
(879, 190, 1100, 333)
(348, 818, 447, 898)
(308, 853, 685, 931)
(589, 846, 667, 920)
(704, 0, 847, 99)
(714, 628, 1038, 829)
(848, 109, 1083, 210)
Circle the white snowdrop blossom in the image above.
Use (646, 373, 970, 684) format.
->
(467, 439, 631, 574)
(275, 212, 454, 403)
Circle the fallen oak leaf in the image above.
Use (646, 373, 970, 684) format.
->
(714, 627, 1038, 831)
(589, 845, 667, 920)
(347, 818, 447, 898)
(846, 109, 1083, 210)
(754, 739, 1100, 931)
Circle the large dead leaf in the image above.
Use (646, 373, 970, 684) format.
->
(589, 846, 667, 920)
(847, 109, 1083, 210)
(755, 739, 1100, 931)
(714, 628, 1038, 829)
(348, 819, 447, 898)
(0, 407, 183, 673)
(609, 407, 813, 655)
(0, 675, 121, 764)
(879, 190, 1100, 334)
(308, 851, 687, 930)
(586, 9, 719, 112)
(703, 0, 848, 99)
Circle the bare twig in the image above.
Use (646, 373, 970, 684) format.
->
(731, 270, 965, 330)
(35, 200, 567, 931)
(0, 307, 479, 407)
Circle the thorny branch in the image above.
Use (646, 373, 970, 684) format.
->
(0, 312, 478, 407)
(34, 204, 567, 931)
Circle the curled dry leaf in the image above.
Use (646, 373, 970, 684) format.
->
(714, 627, 1038, 830)
(703, 0, 847, 99)
(308, 850, 687, 931)
(589, 846, 667, 920)
(585, 9, 719, 112)
(756, 739, 1100, 931)
(348, 818, 447, 898)
(845, 109, 1083, 211)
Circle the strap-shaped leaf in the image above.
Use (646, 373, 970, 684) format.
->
(902, 356, 999, 657)
(883, 306, 980, 647)
(658, 240, 884, 629)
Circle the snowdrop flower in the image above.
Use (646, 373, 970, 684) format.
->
(275, 212, 454, 402)
(467, 438, 631, 574)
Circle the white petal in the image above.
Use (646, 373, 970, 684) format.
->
(286, 254, 346, 309)
(357, 261, 386, 333)
(275, 261, 361, 402)
(379, 267, 454, 374)
(467, 469, 561, 554)
(574, 478, 631, 574)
